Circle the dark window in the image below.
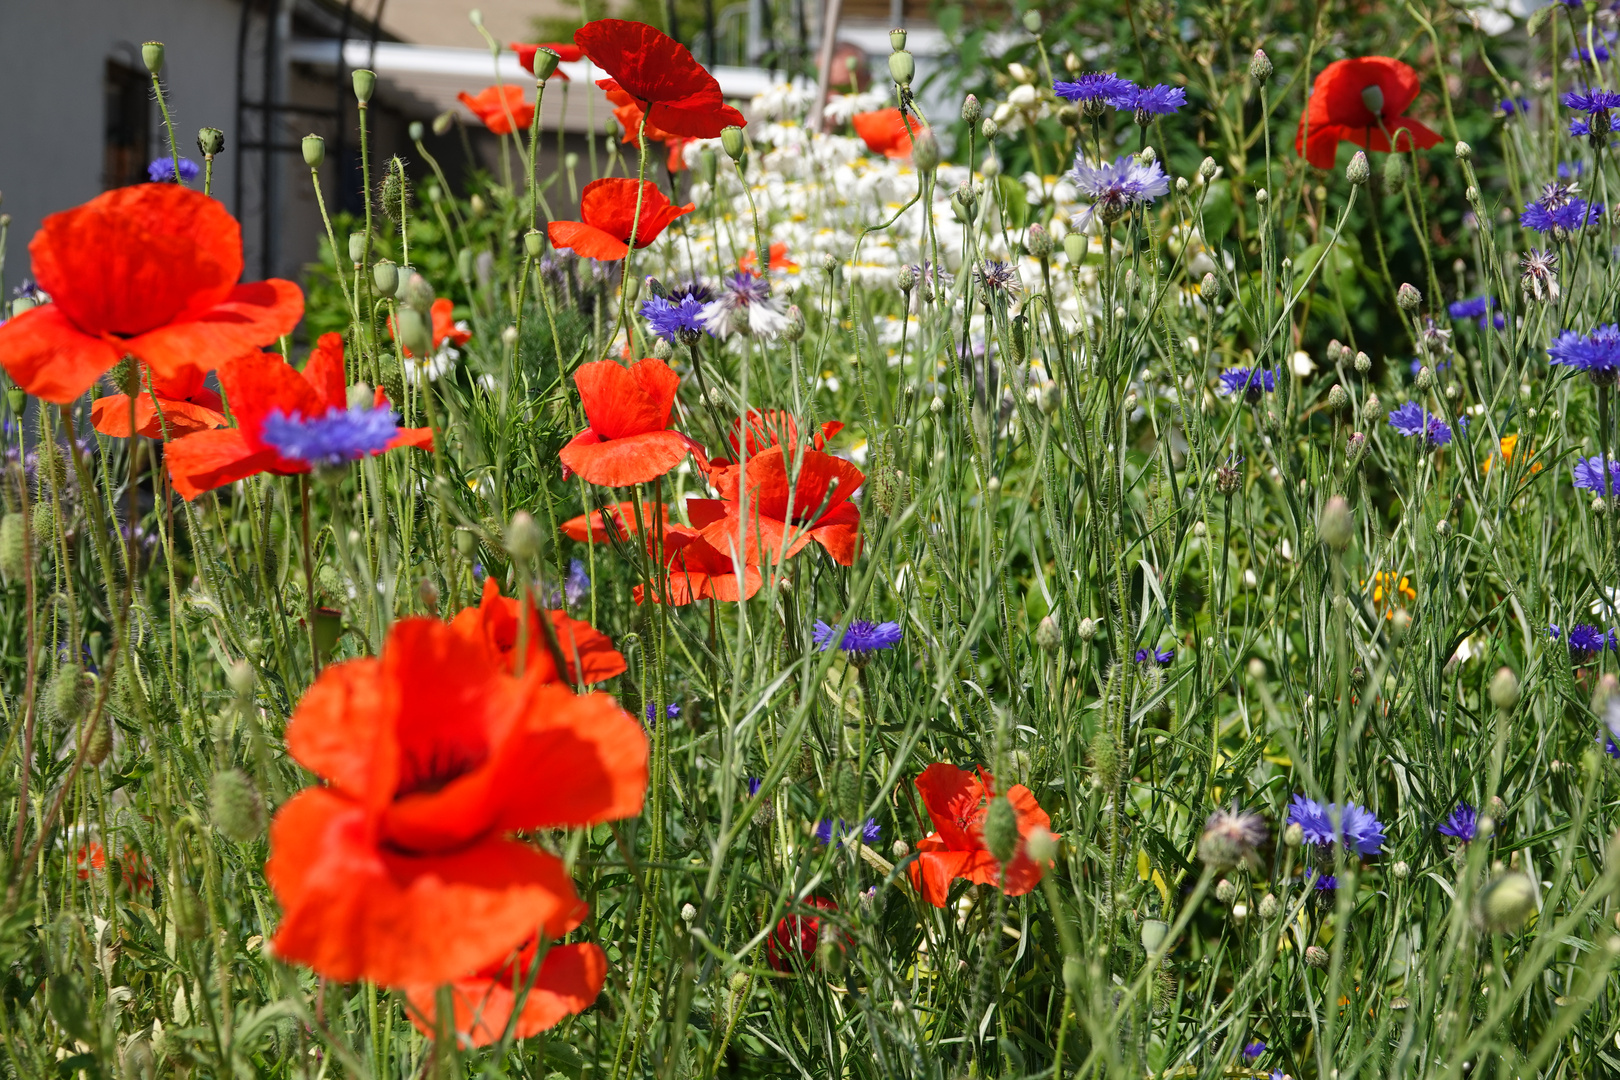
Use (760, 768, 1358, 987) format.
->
(104, 58, 150, 188)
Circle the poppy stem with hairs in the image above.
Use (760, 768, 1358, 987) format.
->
(732, 153, 770, 293)
(526, 77, 552, 229)
(147, 67, 183, 186)
(606, 115, 653, 363)
(299, 476, 320, 676)
(307, 159, 359, 327)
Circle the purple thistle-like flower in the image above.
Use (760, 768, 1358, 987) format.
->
(1217, 367, 1276, 401)
(1438, 801, 1477, 841)
(1242, 1041, 1267, 1062)
(1572, 456, 1620, 496)
(1569, 115, 1620, 137)
(1566, 623, 1608, 658)
(1053, 72, 1138, 107)
(1549, 324, 1620, 375)
(1288, 794, 1387, 856)
(641, 294, 710, 342)
(975, 260, 1021, 295)
(644, 701, 682, 723)
(814, 817, 882, 846)
(1115, 83, 1187, 116)
(147, 157, 201, 183)
(260, 405, 400, 466)
(1521, 196, 1605, 233)
(1387, 401, 1455, 447)
(1068, 154, 1169, 229)
(1564, 89, 1620, 113)
(1606, 731, 1620, 759)
(813, 619, 903, 656)
(701, 271, 789, 338)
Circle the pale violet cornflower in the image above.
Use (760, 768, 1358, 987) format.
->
(147, 157, 200, 183)
(1573, 456, 1620, 496)
(1069, 154, 1169, 229)
(642, 294, 710, 344)
(702, 271, 791, 340)
(1052, 72, 1137, 110)
(813, 619, 902, 656)
(814, 818, 882, 846)
(261, 406, 400, 466)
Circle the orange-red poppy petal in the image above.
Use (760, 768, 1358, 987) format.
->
(126, 279, 305, 384)
(0, 304, 124, 403)
(285, 654, 398, 807)
(561, 501, 669, 542)
(575, 20, 741, 140)
(164, 429, 287, 500)
(853, 109, 918, 159)
(405, 941, 607, 1044)
(90, 392, 228, 439)
(547, 220, 631, 261)
(488, 685, 648, 830)
(574, 358, 679, 439)
(559, 429, 696, 487)
(908, 843, 975, 908)
(1314, 56, 1421, 127)
(577, 178, 693, 250)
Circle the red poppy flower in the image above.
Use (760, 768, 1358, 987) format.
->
(558, 359, 701, 486)
(687, 446, 864, 566)
(76, 842, 156, 896)
(547, 179, 694, 261)
(511, 41, 585, 79)
(0, 184, 303, 404)
(164, 332, 433, 501)
(404, 938, 606, 1045)
(906, 764, 1055, 908)
(739, 244, 799, 274)
(561, 500, 670, 542)
(632, 526, 763, 606)
(90, 364, 227, 440)
(1295, 57, 1443, 169)
(602, 83, 694, 172)
(852, 109, 922, 160)
(716, 409, 842, 465)
(766, 897, 838, 971)
(450, 577, 627, 684)
(574, 19, 746, 138)
(392, 297, 471, 359)
(267, 616, 648, 986)
(459, 85, 535, 135)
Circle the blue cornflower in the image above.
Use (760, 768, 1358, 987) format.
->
(1288, 794, 1387, 856)
(564, 558, 590, 605)
(1242, 1041, 1267, 1062)
(1216, 367, 1276, 401)
(1569, 115, 1620, 137)
(1563, 89, 1620, 113)
(1521, 195, 1604, 233)
(1566, 623, 1608, 658)
(1606, 731, 1620, 759)
(1068, 154, 1170, 229)
(1559, 161, 1586, 180)
(640, 293, 710, 342)
(1387, 401, 1455, 448)
(260, 405, 400, 466)
(1408, 358, 1451, 376)
(1447, 296, 1504, 331)
(1311, 874, 1338, 892)
(813, 619, 903, 656)
(746, 777, 763, 797)
(1438, 801, 1477, 841)
(1133, 647, 1174, 665)
(1114, 83, 1187, 116)
(1572, 456, 1620, 496)
(147, 156, 201, 183)
(814, 817, 881, 846)
(1500, 97, 1531, 117)
(1549, 324, 1620, 376)
(1052, 72, 1138, 109)
(644, 701, 681, 723)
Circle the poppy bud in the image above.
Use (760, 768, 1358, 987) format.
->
(1250, 48, 1272, 85)
(302, 134, 326, 168)
(352, 69, 376, 104)
(196, 127, 224, 156)
(1360, 84, 1384, 116)
(980, 117, 999, 139)
(532, 46, 561, 80)
(1354, 350, 1371, 374)
(983, 794, 1019, 864)
(961, 94, 982, 123)
(1255, 187, 1268, 204)
(454, 527, 478, 558)
(1489, 666, 1520, 711)
(1346, 151, 1370, 186)
(142, 41, 165, 75)
(397, 307, 432, 358)
(912, 130, 940, 172)
(372, 259, 398, 296)
(1283, 822, 1304, 847)
(889, 28, 907, 50)
(1382, 152, 1407, 195)
(409, 121, 424, 142)
(49, 664, 92, 726)
(524, 229, 544, 257)
(80, 712, 112, 766)
(1022, 9, 1043, 33)
(1304, 945, 1329, 968)
(1058, 233, 1084, 266)
(348, 232, 368, 265)
(721, 126, 746, 161)
(1397, 282, 1422, 312)
(227, 659, 256, 699)
(210, 768, 266, 842)
(501, 325, 519, 347)
(1025, 222, 1053, 259)
(346, 382, 373, 411)
(0, 513, 25, 582)
(888, 50, 915, 87)
(432, 110, 454, 136)
(506, 510, 542, 561)
(1318, 496, 1353, 551)
(1479, 872, 1535, 932)
(784, 305, 806, 342)
(402, 273, 435, 313)
(1198, 156, 1217, 180)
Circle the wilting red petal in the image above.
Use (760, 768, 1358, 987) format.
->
(908, 842, 977, 908)
(852, 109, 920, 159)
(575, 19, 746, 138)
(405, 941, 607, 1044)
(459, 86, 535, 134)
(0, 304, 123, 403)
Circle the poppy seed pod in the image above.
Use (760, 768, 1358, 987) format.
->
(196, 127, 225, 156)
(453, 527, 478, 557)
(372, 259, 398, 296)
(396, 307, 432, 358)
(889, 28, 907, 51)
(1250, 48, 1273, 85)
(531, 46, 561, 81)
(302, 134, 326, 168)
(348, 232, 368, 265)
(1025, 222, 1053, 259)
(1479, 872, 1535, 932)
(408, 121, 424, 142)
(982, 794, 1019, 864)
(210, 768, 266, 842)
(1397, 282, 1422, 312)
(432, 110, 454, 136)
(721, 126, 746, 161)
(142, 41, 165, 74)
(1346, 150, 1370, 186)
(352, 69, 376, 104)
(1360, 84, 1384, 116)
(888, 50, 915, 87)
(524, 229, 544, 257)
(912, 129, 940, 172)
(1064, 232, 1087, 264)
(962, 94, 982, 123)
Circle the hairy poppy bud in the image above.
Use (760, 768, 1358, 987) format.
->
(352, 69, 376, 104)
(302, 134, 326, 168)
(524, 229, 545, 257)
(1382, 152, 1408, 195)
(1346, 151, 1370, 186)
(81, 713, 112, 767)
(1489, 666, 1520, 711)
(983, 794, 1019, 864)
(196, 127, 224, 156)
(961, 94, 982, 123)
(454, 527, 478, 558)
(50, 664, 92, 726)
(889, 27, 908, 50)
(912, 129, 940, 172)
(227, 659, 256, 699)
(402, 272, 435, 313)
(372, 259, 398, 296)
(432, 110, 455, 136)
(1250, 48, 1273, 85)
(531, 46, 561, 80)
(396, 307, 432, 358)
(142, 42, 165, 74)
(210, 768, 266, 842)
(721, 126, 746, 161)
(1318, 496, 1353, 550)
(1479, 872, 1535, 932)
(1025, 222, 1053, 259)
(1397, 282, 1422, 312)
(888, 50, 915, 86)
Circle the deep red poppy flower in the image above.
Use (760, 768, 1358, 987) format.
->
(558, 359, 701, 486)
(852, 109, 922, 160)
(766, 897, 838, 971)
(0, 184, 303, 404)
(561, 500, 670, 542)
(907, 764, 1055, 908)
(688, 445, 864, 566)
(267, 616, 648, 987)
(574, 19, 746, 138)
(405, 938, 606, 1044)
(1295, 57, 1443, 169)
(164, 332, 433, 500)
(739, 244, 798, 274)
(459, 85, 535, 134)
(450, 577, 627, 684)
(90, 364, 227, 440)
(602, 82, 693, 172)
(392, 297, 471, 359)
(716, 409, 842, 465)
(511, 41, 585, 79)
(632, 526, 763, 606)
(547, 179, 694, 261)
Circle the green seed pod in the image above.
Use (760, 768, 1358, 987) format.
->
(196, 127, 225, 156)
(982, 794, 1019, 864)
(372, 259, 399, 297)
(210, 768, 267, 842)
(0, 513, 25, 581)
(524, 229, 545, 257)
(408, 120, 425, 142)
(721, 126, 746, 162)
(1479, 871, 1535, 932)
(302, 134, 325, 168)
(887, 50, 915, 87)
(889, 27, 908, 50)
(531, 46, 561, 80)
(454, 527, 479, 558)
(378, 157, 412, 222)
(352, 68, 376, 104)
(81, 712, 112, 767)
(49, 664, 92, 726)
(142, 42, 165, 74)
(348, 232, 368, 265)
(1063, 232, 1087, 265)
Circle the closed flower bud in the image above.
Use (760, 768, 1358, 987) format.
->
(50, 664, 92, 726)
(980, 117, 999, 139)
(1392, 860, 1410, 880)
(783, 305, 806, 342)
(210, 768, 266, 842)
(1305, 945, 1329, 968)
(396, 307, 432, 358)
(1214, 877, 1236, 903)
(1250, 48, 1273, 84)
(352, 69, 376, 104)
(1479, 871, 1535, 931)
(1025, 825, 1058, 864)
(1077, 616, 1097, 641)
(1022, 10, 1042, 33)
(506, 510, 542, 560)
(142, 41, 165, 74)
(433, 110, 455, 136)
(1397, 283, 1422, 311)
(1319, 497, 1353, 550)
(961, 94, 982, 123)
(0, 513, 25, 581)
(1255, 187, 1269, 204)
(1354, 350, 1372, 374)
(982, 794, 1019, 864)
(1058, 104, 1081, 127)
(81, 713, 112, 766)
(912, 129, 940, 172)
(1346, 150, 1370, 186)
(454, 527, 478, 558)
(1140, 918, 1169, 952)
(1363, 392, 1384, 422)
(1489, 666, 1520, 711)
(524, 229, 545, 257)
(897, 264, 917, 290)
(891, 838, 909, 859)
(531, 47, 561, 80)
(1025, 222, 1053, 258)
(1035, 615, 1060, 652)
(409, 121, 425, 142)
(652, 337, 674, 360)
(1455, 140, 1472, 160)
(1284, 822, 1304, 847)
(1198, 156, 1217, 180)
(721, 126, 746, 161)
(1258, 893, 1278, 919)
(1328, 383, 1348, 412)
(681, 902, 698, 922)
(372, 259, 398, 296)
(302, 133, 326, 168)
(821, 252, 839, 275)
(1200, 271, 1220, 301)
(196, 127, 224, 156)
(889, 27, 908, 50)
(402, 272, 435, 313)
(227, 659, 257, 698)
(888, 50, 915, 85)
(6, 388, 24, 414)
(1346, 430, 1366, 463)
(1382, 152, 1407, 194)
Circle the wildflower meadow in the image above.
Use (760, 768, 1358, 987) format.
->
(6, 2, 1620, 1077)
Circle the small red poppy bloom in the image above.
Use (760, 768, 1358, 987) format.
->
(558, 359, 701, 486)
(405, 938, 607, 1045)
(90, 364, 227, 440)
(766, 897, 838, 971)
(75, 842, 156, 896)
(0, 184, 303, 404)
(547, 178, 694, 261)
(561, 500, 670, 543)
(164, 332, 433, 500)
(907, 764, 1055, 908)
(688, 445, 864, 566)
(451, 577, 627, 684)
(603, 82, 693, 172)
(632, 526, 763, 606)
(574, 19, 746, 138)
(1295, 57, 1443, 169)
(716, 409, 842, 465)
(392, 297, 471, 359)
(511, 41, 585, 79)
(459, 85, 535, 134)
(267, 616, 648, 987)
(852, 109, 922, 160)
(739, 244, 799, 274)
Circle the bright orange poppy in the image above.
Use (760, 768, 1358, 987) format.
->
(687, 445, 864, 565)
(852, 109, 921, 159)
(560, 501, 670, 543)
(1295, 57, 1443, 169)
(266, 616, 647, 987)
(164, 332, 433, 500)
(714, 409, 842, 466)
(0, 184, 302, 404)
(907, 763, 1055, 908)
(404, 938, 606, 1044)
(459, 85, 535, 134)
(547, 179, 694, 261)
(90, 364, 227, 440)
(450, 577, 627, 684)
(739, 244, 799, 274)
(574, 19, 746, 138)
(632, 526, 763, 606)
(558, 359, 701, 486)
